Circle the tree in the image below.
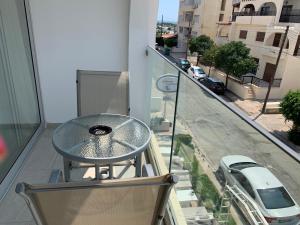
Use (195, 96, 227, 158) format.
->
(215, 41, 257, 88)
(156, 36, 164, 46)
(164, 37, 177, 48)
(202, 45, 218, 76)
(280, 90, 300, 145)
(189, 35, 214, 65)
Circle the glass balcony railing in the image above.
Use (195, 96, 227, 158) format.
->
(147, 46, 300, 225)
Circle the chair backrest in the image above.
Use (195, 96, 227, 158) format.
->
(16, 174, 177, 225)
(77, 70, 129, 116)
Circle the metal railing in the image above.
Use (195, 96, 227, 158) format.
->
(280, 9, 300, 23)
(241, 75, 282, 87)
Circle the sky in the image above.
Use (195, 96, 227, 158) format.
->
(157, 0, 179, 23)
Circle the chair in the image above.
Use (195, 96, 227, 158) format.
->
(16, 173, 177, 225)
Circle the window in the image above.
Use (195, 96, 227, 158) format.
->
(232, 171, 255, 199)
(257, 187, 295, 209)
(193, 15, 200, 24)
(179, 27, 183, 33)
(256, 32, 265, 42)
(239, 30, 248, 39)
(294, 35, 300, 56)
(221, 0, 226, 11)
(219, 14, 224, 22)
(273, 33, 282, 47)
(185, 12, 193, 22)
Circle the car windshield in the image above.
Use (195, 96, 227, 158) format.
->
(194, 68, 205, 74)
(257, 187, 295, 209)
(230, 162, 261, 170)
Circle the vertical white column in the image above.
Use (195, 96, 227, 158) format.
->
(128, 0, 159, 123)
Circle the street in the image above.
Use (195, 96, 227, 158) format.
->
(174, 74, 300, 204)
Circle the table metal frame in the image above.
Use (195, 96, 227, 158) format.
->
(53, 114, 151, 182)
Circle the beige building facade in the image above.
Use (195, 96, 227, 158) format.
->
(177, 0, 233, 50)
(224, 0, 300, 99)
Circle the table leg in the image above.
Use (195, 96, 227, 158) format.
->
(63, 158, 71, 182)
(95, 164, 100, 179)
(109, 164, 114, 179)
(135, 154, 142, 177)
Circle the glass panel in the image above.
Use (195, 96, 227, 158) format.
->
(147, 46, 300, 225)
(0, 0, 40, 182)
(148, 47, 178, 169)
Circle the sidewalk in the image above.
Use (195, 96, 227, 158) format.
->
(223, 91, 300, 154)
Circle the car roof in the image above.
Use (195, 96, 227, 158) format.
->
(208, 77, 222, 83)
(241, 167, 283, 189)
(179, 58, 189, 61)
(221, 155, 256, 167)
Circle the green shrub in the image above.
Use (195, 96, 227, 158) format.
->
(280, 90, 300, 130)
(164, 38, 177, 48)
(288, 129, 300, 146)
(280, 90, 300, 145)
(175, 134, 193, 148)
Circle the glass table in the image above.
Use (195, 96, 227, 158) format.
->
(52, 114, 151, 181)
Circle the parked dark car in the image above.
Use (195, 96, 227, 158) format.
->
(177, 58, 191, 72)
(200, 77, 225, 95)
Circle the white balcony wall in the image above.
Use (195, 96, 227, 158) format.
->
(28, 0, 158, 123)
(235, 16, 276, 25)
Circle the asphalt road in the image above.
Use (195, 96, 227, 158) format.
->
(150, 51, 300, 204)
(174, 75, 300, 204)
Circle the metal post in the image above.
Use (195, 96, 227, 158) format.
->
(169, 71, 181, 172)
(262, 26, 289, 113)
(161, 14, 163, 37)
(135, 154, 142, 177)
(186, 20, 191, 60)
(109, 164, 114, 179)
(95, 164, 100, 179)
(63, 158, 71, 182)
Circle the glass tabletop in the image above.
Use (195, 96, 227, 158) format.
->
(52, 114, 151, 163)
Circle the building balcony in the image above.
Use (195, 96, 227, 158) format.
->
(1, 1, 300, 225)
(233, 11, 276, 25)
(280, 9, 300, 23)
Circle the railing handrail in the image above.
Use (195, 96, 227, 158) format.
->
(233, 10, 276, 17)
(227, 185, 268, 225)
(241, 75, 282, 87)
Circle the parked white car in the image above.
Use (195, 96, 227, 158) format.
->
(218, 155, 300, 225)
(187, 66, 207, 80)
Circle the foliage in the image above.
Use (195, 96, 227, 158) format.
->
(174, 140, 181, 155)
(203, 45, 218, 66)
(156, 36, 164, 46)
(175, 134, 193, 148)
(203, 45, 219, 75)
(232, 57, 258, 78)
(288, 129, 300, 145)
(164, 38, 177, 48)
(199, 174, 220, 205)
(215, 41, 257, 77)
(189, 35, 214, 56)
(280, 90, 300, 145)
(280, 90, 300, 130)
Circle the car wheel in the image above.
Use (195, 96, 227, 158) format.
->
(215, 167, 226, 187)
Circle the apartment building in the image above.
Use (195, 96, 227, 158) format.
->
(225, 0, 300, 99)
(177, 0, 233, 50)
